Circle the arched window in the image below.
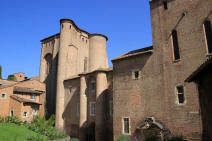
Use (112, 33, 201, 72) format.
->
(45, 54, 52, 75)
(171, 30, 180, 61)
(203, 20, 212, 54)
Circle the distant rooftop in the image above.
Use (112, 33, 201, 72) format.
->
(10, 95, 42, 105)
(13, 86, 44, 94)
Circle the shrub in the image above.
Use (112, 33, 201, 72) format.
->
(7, 74, 16, 81)
(27, 135, 47, 141)
(70, 138, 79, 141)
(26, 115, 67, 140)
(117, 135, 130, 141)
(0, 117, 4, 123)
(4, 116, 22, 125)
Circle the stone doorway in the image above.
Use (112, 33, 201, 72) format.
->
(198, 74, 212, 141)
(87, 122, 95, 141)
(134, 117, 170, 141)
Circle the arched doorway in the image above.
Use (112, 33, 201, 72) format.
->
(87, 122, 95, 141)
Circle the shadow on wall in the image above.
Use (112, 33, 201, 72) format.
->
(60, 72, 113, 141)
(44, 53, 58, 119)
(198, 72, 212, 141)
(62, 81, 80, 137)
(95, 89, 111, 141)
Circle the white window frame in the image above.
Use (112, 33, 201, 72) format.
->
(90, 102, 96, 116)
(30, 94, 36, 100)
(132, 70, 141, 80)
(175, 85, 186, 105)
(23, 111, 28, 118)
(1, 93, 6, 99)
(122, 117, 131, 135)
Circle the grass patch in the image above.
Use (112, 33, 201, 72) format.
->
(0, 123, 48, 141)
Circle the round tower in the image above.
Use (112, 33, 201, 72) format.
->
(88, 34, 108, 72)
(55, 19, 73, 130)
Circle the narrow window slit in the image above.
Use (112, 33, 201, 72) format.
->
(203, 20, 212, 54)
(163, 1, 168, 10)
(172, 30, 180, 61)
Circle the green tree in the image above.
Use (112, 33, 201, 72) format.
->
(0, 65, 2, 79)
(7, 75, 16, 81)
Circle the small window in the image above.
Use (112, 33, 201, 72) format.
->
(23, 111, 28, 117)
(77, 103, 80, 116)
(91, 81, 96, 91)
(1, 94, 6, 99)
(123, 117, 130, 134)
(90, 102, 96, 116)
(163, 1, 168, 10)
(171, 30, 180, 61)
(10, 110, 14, 117)
(132, 70, 140, 80)
(176, 86, 185, 104)
(30, 94, 36, 100)
(203, 20, 212, 54)
(69, 87, 72, 94)
(70, 25, 72, 29)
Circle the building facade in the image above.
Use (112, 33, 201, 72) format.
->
(0, 74, 46, 122)
(40, 0, 212, 140)
(40, 19, 112, 141)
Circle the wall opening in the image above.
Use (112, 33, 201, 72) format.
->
(176, 86, 185, 104)
(171, 30, 180, 61)
(163, 1, 168, 10)
(203, 20, 212, 54)
(84, 57, 88, 72)
(123, 117, 130, 135)
(44, 54, 52, 75)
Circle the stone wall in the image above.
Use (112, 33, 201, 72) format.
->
(113, 0, 212, 140)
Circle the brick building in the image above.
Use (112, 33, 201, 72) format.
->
(39, 0, 212, 140)
(0, 73, 46, 122)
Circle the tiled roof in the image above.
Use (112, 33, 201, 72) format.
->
(10, 95, 42, 105)
(0, 79, 17, 87)
(185, 57, 212, 82)
(112, 46, 153, 61)
(13, 86, 44, 94)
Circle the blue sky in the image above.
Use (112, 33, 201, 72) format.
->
(0, 0, 152, 79)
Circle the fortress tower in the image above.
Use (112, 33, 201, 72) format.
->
(40, 19, 112, 141)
